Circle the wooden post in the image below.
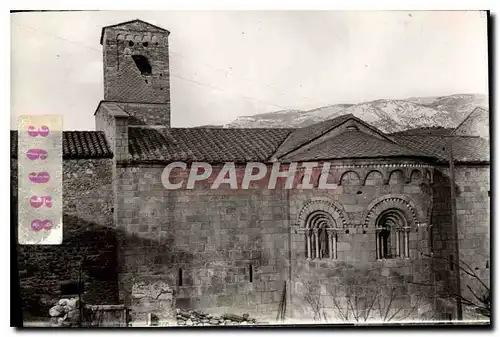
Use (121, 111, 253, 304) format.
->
(448, 138, 463, 320)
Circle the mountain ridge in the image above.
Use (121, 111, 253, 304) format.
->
(224, 93, 488, 133)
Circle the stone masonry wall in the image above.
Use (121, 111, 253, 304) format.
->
(14, 158, 119, 317)
(102, 23, 171, 127)
(428, 165, 490, 320)
(115, 163, 289, 323)
(438, 165, 490, 320)
(287, 160, 435, 321)
(116, 102, 170, 127)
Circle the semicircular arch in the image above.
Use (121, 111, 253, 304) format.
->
(297, 198, 349, 228)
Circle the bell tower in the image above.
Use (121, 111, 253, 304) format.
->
(100, 19, 171, 126)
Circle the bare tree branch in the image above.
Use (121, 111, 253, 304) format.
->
(419, 251, 489, 292)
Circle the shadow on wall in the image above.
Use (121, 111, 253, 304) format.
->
(17, 213, 120, 318)
(16, 210, 197, 323)
(429, 170, 455, 288)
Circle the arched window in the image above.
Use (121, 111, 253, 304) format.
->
(304, 211, 337, 260)
(375, 209, 409, 259)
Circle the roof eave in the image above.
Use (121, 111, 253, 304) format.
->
(99, 19, 171, 45)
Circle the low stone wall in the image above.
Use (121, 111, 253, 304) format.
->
(173, 309, 261, 326)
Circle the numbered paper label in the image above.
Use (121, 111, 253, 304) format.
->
(18, 115, 63, 245)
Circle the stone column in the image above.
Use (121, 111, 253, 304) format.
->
(313, 229, 319, 259)
(328, 231, 333, 259)
(380, 231, 385, 259)
(396, 230, 400, 257)
(306, 230, 311, 260)
(333, 231, 337, 259)
(404, 228, 410, 258)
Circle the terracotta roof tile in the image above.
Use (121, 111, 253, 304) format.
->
(273, 114, 353, 158)
(11, 131, 113, 159)
(282, 130, 432, 162)
(128, 127, 292, 163)
(390, 127, 454, 136)
(393, 135, 489, 163)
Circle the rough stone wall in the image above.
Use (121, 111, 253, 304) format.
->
(14, 158, 119, 316)
(95, 105, 117, 151)
(115, 163, 289, 322)
(453, 166, 490, 271)
(440, 166, 489, 319)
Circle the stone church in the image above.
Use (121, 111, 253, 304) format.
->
(12, 20, 490, 324)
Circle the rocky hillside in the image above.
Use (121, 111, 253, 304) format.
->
(224, 94, 488, 133)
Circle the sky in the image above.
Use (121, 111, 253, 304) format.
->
(10, 10, 489, 130)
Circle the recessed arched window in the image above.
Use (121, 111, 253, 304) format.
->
(132, 55, 152, 76)
(304, 211, 338, 260)
(376, 209, 409, 259)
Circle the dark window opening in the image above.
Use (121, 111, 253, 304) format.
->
(486, 260, 489, 269)
(378, 228, 391, 259)
(376, 209, 408, 259)
(178, 268, 183, 286)
(60, 281, 84, 295)
(488, 190, 490, 197)
(131, 55, 152, 76)
(128, 41, 134, 47)
(357, 191, 362, 194)
(249, 264, 253, 283)
(160, 87, 164, 90)
(142, 42, 149, 47)
(449, 255, 454, 271)
(304, 211, 337, 260)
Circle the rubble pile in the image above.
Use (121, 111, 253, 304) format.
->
(49, 298, 81, 327)
(175, 309, 259, 326)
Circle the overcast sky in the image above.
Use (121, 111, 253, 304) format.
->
(11, 10, 488, 130)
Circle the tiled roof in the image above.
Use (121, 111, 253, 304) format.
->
(273, 114, 354, 158)
(128, 127, 292, 163)
(390, 127, 454, 136)
(282, 130, 433, 162)
(393, 135, 490, 163)
(11, 131, 113, 159)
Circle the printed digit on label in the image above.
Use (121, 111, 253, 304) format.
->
(29, 171, 50, 184)
(26, 149, 49, 160)
(27, 125, 50, 137)
(29, 195, 53, 208)
(31, 219, 53, 231)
